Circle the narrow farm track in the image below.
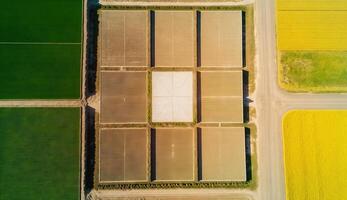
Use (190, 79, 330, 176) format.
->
(255, 0, 347, 200)
(100, 0, 254, 6)
(0, 100, 82, 107)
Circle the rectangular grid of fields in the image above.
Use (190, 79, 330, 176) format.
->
(99, 128, 148, 182)
(200, 11, 243, 67)
(0, 108, 81, 200)
(100, 10, 148, 67)
(100, 71, 147, 123)
(0, 0, 83, 99)
(199, 71, 243, 123)
(154, 11, 195, 67)
(97, 9, 249, 188)
(153, 128, 195, 181)
(199, 127, 246, 181)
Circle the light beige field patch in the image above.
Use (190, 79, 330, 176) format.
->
(100, 10, 148, 66)
(152, 72, 193, 122)
(199, 71, 243, 123)
(200, 127, 246, 181)
(154, 11, 195, 67)
(154, 128, 195, 181)
(99, 128, 148, 182)
(200, 11, 242, 67)
(100, 71, 147, 123)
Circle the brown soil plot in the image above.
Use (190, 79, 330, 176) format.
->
(154, 11, 195, 67)
(100, 10, 148, 67)
(199, 127, 246, 181)
(154, 128, 195, 181)
(200, 11, 242, 67)
(100, 71, 147, 123)
(199, 71, 243, 123)
(99, 128, 148, 182)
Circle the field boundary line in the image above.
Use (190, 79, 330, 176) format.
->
(100, 0, 254, 6)
(0, 100, 82, 107)
(278, 9, 347, 12)
(0, 42, 81, 45)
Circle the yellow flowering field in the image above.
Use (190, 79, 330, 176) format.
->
(282, 110, 347, 199)
(277, 11, 347, 51)
(277, 0, 347, 11)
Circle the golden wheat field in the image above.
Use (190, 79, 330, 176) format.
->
(282, 110, 347, 200)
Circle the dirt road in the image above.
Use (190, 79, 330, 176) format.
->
(0, 100, 82, 107)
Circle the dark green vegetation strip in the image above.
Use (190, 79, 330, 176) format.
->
(0, 108, 80, 200)
(0, 44, 81, 99)
(0, 0, 82, 42)
(279, 51, 347, 93)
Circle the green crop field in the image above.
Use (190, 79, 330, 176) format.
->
(0, 44, 81, 99)
(0, 108, 80, 200)
(0, 0, 82, 43)
(279, 51, 347, 92)
(0, 0, 83, 99)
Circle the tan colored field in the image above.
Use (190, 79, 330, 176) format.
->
(200, 71, 242, 96)
(277, 11, 347, 50)
(99, 128, 148, 182)
(201, 11, 243, 67)
(201, 97, 243, 123)
(199, 71, 243, 123)
(155, 11, 195, 67)
(154, 128, 195, 181)
(100, 10, 148, 66)
(100, 72, 147, 123)
(200, 127, 246, 181)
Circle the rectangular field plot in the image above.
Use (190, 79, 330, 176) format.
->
(0, 0, 82, 43)
(100, 10, 148, 67)
(277, 11, 347, 50)
(100, 71, 147, 123)
(277, 0, 347, 11)
(200, 11, 243, 67)
(279, 51, 347, 92)
(152, 72, 193, 122)
(0, 0, 82, 99)
(154, 128, 195, 181)
(199, 71, 243, 123)
(154, 11, 195, 67)
(99, 128, 148, 182)
(0, 44, 81, 99)
(0, 108, 80, 200)
(283, 110, 347, 200)
(199, 127, 246, 181)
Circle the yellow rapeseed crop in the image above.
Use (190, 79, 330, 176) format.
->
(277, 0, 347, 11)
(277, 11, 347, 50)
(282, 110, 347, 200)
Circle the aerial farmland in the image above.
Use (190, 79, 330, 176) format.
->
(276, 0, 347, 92)
(0, 0, 83, 199)
(8, 0, 347, 200)
(95, 8, 255, 193)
